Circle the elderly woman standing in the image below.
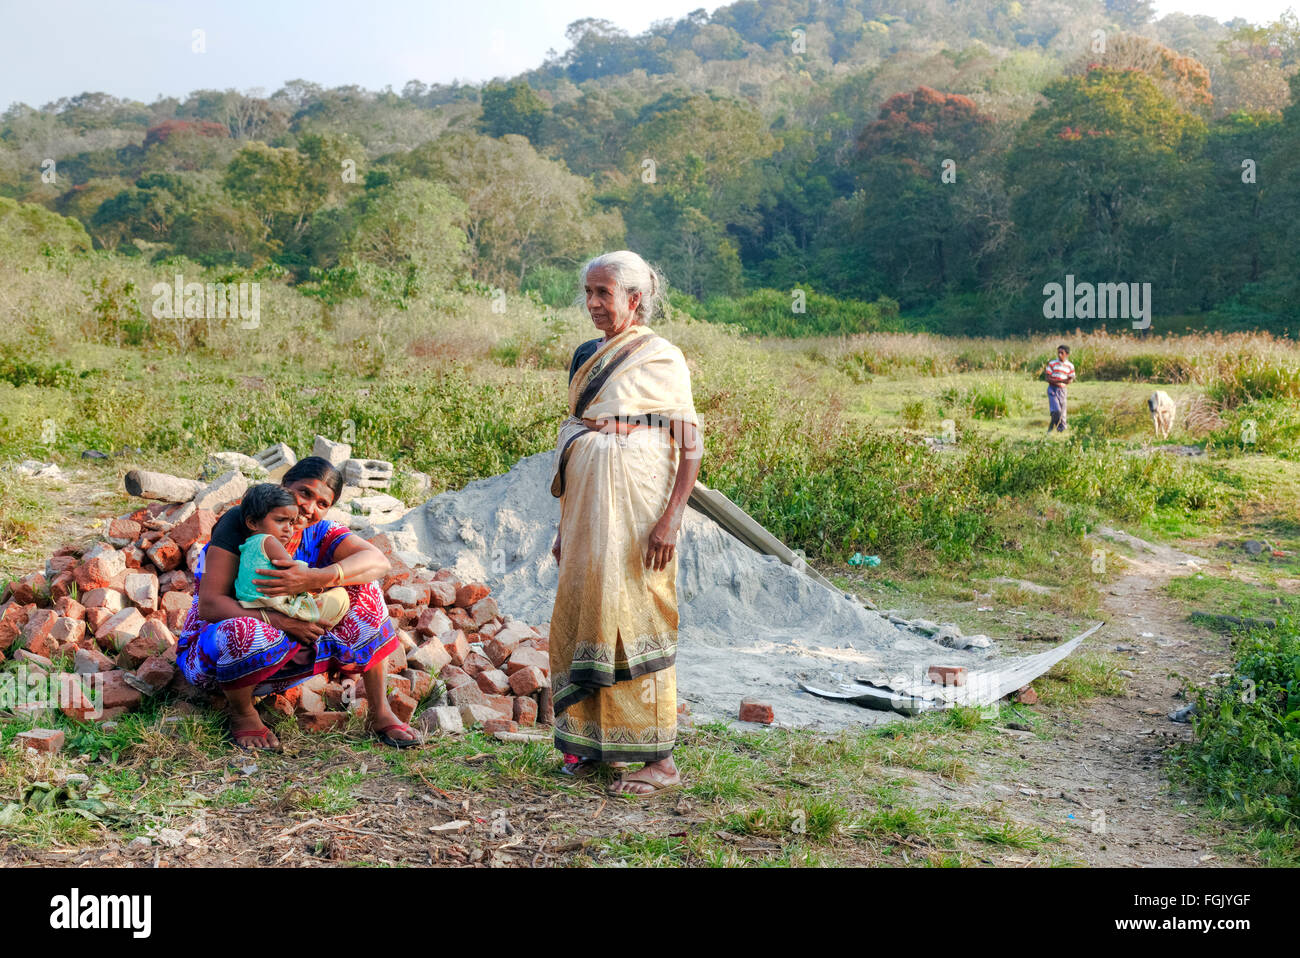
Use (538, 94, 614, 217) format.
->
(549, 251, 703, 796)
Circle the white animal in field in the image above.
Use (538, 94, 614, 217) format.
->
(1148, 390, 1175, 439)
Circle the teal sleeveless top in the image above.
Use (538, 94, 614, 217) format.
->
(234, 534, 275, 604)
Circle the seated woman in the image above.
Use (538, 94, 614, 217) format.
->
(234, 483, 350, 629)
(176, 456, 420, 751)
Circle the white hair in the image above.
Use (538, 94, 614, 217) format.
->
(576, 250, 665, 323)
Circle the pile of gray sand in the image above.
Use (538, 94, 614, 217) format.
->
(382, 452, 997, 731)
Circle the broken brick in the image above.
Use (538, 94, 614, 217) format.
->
(11, 572, 47, 606)
(403, 669, 433, 700)
(385, 674, 412, 699)
(145, 537, 182, 573)
(513, 696, 537, 727)
(508, 665, 548, 697)
(439, 664, 473, 689)
(48, 571, 76, 602)
(458, 703, 498, 728)
(263, 694, 294, 717)
(168, 508, 216, 551)
(157, 570, 192, 594)
(45, 555, 77, 577)
(440, 629, 470, 666)
(468, 596, 499, 629)
(81, 588, 124, 612)
(84, 607, 114, 636)
(506, 646, 550, 676)
(446, 607, 475, 633)
(95, 608, 146, 652)
(16, 728, 65, 754)
(462, 651, 493, 678)
(21, 608, 60, 657)
(74, 546, 126, 592)
(428, 579, 457, 607)
(483, 635, 518, 668)
(475, 668, 511, 696)
(49, 616, 85, 646)
(407, 639, 451, 674)
(454, 582, 489, 609)
(107, 518, 142, 547)
(53, 596, 85, 620)
(298, 712, 349, 733)
(387, 690, 417, 724)
(447, 682, 486, 708)
(127, 655, 176, 695)
(99, 671, 143, 710)
(124, 572, 160, 612)
(159, 591, 193, 616)
(0, 603, 28, 651)
(739, 698, 775, 724)
(416, 606, 452, 639)
(927, 665, 967, 687)
(74, 646, 115, 674)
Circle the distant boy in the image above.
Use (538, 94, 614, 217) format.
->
(1044, 344, 1075, 433)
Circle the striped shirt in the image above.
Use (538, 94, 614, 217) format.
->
(1046, 358, 1075, 385)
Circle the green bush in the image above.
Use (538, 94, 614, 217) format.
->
(967, 379, 1025, 420)
(1173, 618, 1300, 833)
(692, 288, 902, 338)
(900, 399, 927, 430)
(1208, 399, 1300, 459)
(521, 264, 579, 309)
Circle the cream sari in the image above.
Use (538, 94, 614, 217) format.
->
(548, 324, 699, 762)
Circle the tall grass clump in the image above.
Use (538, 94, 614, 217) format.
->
(1172, 618, 1300, 848)
(693, 289, 902, 338)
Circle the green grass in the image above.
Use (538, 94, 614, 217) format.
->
(3, 248, 1300, 864)
(1167, 573, 1300, 626)
(1034, 652, 1131, 706)
(577, 712, 1071, 867)
(1170, 616, 1300, 865)
(0, 470, 55, 553)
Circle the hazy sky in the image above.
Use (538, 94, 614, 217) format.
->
(0, 0, 1294, 110)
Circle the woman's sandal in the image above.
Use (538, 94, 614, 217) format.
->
(231, 725, 282, 753)
(372, 721, 422, 749)
(608, 764, 681, 796)
(558, 757, 631, 778)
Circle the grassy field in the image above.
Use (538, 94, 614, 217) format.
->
(3, 247, 1300, 865)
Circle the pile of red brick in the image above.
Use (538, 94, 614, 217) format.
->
(0, 498, 552, 744)
(365, 532, 552, 737)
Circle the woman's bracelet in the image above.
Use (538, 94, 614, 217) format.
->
(331, 563, 344, 587)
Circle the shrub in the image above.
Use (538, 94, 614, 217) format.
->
(693, 289, 902, 338)
(1173, 619, 1300, 832)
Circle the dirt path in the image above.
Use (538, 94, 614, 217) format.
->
(956, 526, 1241, 865)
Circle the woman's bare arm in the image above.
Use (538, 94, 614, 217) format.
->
(198, 543, 324, 644)
(196, 547, 254, 623)
(253, 530, 391, 595)
(646, 420, 703, 571)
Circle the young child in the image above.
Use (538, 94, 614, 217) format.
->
(1044, 343, 1076, 433)
(234, 483, 350, 629)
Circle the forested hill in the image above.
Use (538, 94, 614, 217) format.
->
(4, 0, 1300, 334)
